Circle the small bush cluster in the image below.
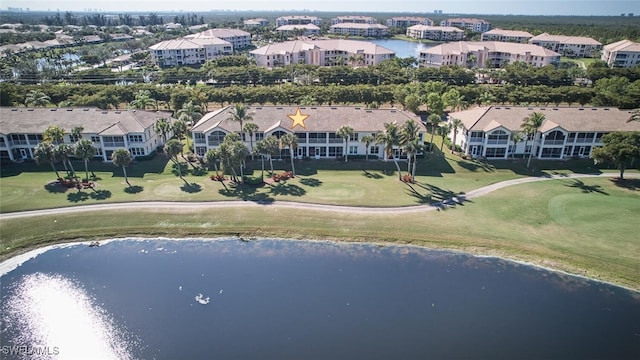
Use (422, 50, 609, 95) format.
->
(210, 174, 226, 181)
(401, 174, 414, 183)
(272, 171, 293, 182)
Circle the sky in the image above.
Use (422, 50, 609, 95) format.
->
(2, 0, 639, 16)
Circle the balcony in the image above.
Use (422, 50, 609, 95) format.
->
(469, 137, 484, 143)
(544, 139, 565, 145)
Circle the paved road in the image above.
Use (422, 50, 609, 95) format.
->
(0, 173, 635, 220)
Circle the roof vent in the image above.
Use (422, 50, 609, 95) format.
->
(504, 107, 510, 110)
(11, 108, 17, 111)
(27, 108, 34, 111)
(527, 107, 533, 110)
(115, 111, 121, 114)
(604, 108, 609, 111)
(331, 107, 337, 110)
(311, 107, 317, 109)
(83, 108, 90, 111)
(552, 108, 558, 110)
(495, 107, 501, 109)
(276, 107, 283, 109)
(390, 110, 396, 113)
(256, 107, 262, 109)
(66, 108, 73, 111)
(366, 110, 372, 113)
(540, 108, 545, 110)
(50, 108, 57, 111)
(355, 107, 361, 110)
(592, 108, 597, 110)
(102, 111, 108, 114)
(578, 108, 584, 111)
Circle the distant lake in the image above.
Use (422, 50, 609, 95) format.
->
(1, 239, 639, 359)
(361, 39, 436, 59)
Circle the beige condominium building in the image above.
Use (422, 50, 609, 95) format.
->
(601, 39, 640, 68)
(529, 33, 602, 57)
(481, 28, 534, 43)
(406, 25, 464, 41)
(387, 16, 434, 28)
(419, 41, 560, 68)
(440, 18, 491, 33)
(250, 39, 395, 68)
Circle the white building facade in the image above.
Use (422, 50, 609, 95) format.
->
(529, 33, 602, 57)
(387, 16, 433, 28)
(406, 25, 464, 41)
(440, 18, 491, 33)
(191, 106, 425, 160)
(329, 23, 389, 37)
(447, 106, 640, 160)
(0, 108, 174, 162)
(481, 28, 533, 43)
(601, 39, 640, 68)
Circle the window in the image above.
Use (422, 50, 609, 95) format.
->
(208, 131, 226, 146)
(255, 132, 264, 141)
(69, 134, 81, 143)
(129, 148, 145, 156)
(103, 136, 125, 147)
(194, 133, 206, 144)
(328, 146, 343, 157)
(91, 136, 100, 143)
(295, 132, 307, 143)
(328, 133, 342, 143)
(487, 130, 509, 144)
(128, 134, 143, 143)
(349, 146, 358, 155)
(350, 133, 359, 141)
(485, 147, 506, 158)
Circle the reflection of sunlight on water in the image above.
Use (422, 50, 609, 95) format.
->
(3, 273, 134, 360)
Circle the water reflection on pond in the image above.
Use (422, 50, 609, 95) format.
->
(1, 238, 639, 359)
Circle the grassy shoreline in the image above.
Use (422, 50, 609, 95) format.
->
(1, 153, 638, 291)
(1, 176, 638, 291)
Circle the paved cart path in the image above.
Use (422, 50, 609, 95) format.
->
(1, 173, 637, 220)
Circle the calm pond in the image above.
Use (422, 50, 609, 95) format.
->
(362, 39, 436, 59)
(1, 238, 639, 359)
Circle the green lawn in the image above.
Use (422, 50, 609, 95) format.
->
(1, 151, 638, 290)
(0, 148, 606, 212)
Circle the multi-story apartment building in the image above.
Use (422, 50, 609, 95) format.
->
(249, 39, 395, 68)
(0, 108, 174, 163)
(419, 41, 560, 69)
(447, 106, 640, 160)
(149, 37, 233, 67)
(191, 106, 425, 160)
(243, 18, 269, 27)
(601, 39, 640, 68)
(185, 29, 251, 49)
(275, 24, 321, 37)
(440, 18, 491, 33)
(276, 15, 322, 26)
(529, 33, 602, 57)
(331, 15, 378, 25)
(386, 16, 433, 28)
(406, 25, 464, 41)
(329, 23, 389, 37)
(481, 28, 533, 43)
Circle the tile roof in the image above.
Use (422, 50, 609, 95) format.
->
(421, 41, 560, 57)
(530, 33, 601, 46)
(191, 106, 425, 134)
(0, 108, 173, 135)
(482, 28, 534, 38)
(250, 39, 394, 56)
(449, 106, 640, 133)
(604, 39, 640, 52)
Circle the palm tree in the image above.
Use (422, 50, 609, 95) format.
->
(262, 135, 281, 176)
(279, 133, 298, 177)
(243, 122, 260, 159)
(33, 141, 61, 179)
(43, 125, 65, 145)
(25, 90, 51, 107)
(154, 117, 172, 145)
(401, 120, 421, 180)
(627, 109, 640, 123)
(177, 100, 203, 125)
(74, 139, 97, 181)
(376, 122, 402, 180)
(439, 123, 452, 152)
(111, 148, 133, 187)
(204, 149, 221, 176)
(521, 112, 546, 168)
(360, 135, 374, 161)
(227, 103, 254, 138)
(171, 120, 188, 155)
(70, 126, 84, 142)
(336, 125, 355, 162)
(164, 139, 184, 178)
(427, 114, 442, 152)
(56, 143, 77, 180)
(509, 131, 525, 159)
(450, 118, 463, 154)
(130, 90, 156, 110)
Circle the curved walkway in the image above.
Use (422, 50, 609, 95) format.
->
(0, 173, 635, 220)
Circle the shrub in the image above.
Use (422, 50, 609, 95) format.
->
(243, 175, 263, 186)
(210, 174, 226, 181)
(272, 171, 293, 182)
(401, 174, 414, 183)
